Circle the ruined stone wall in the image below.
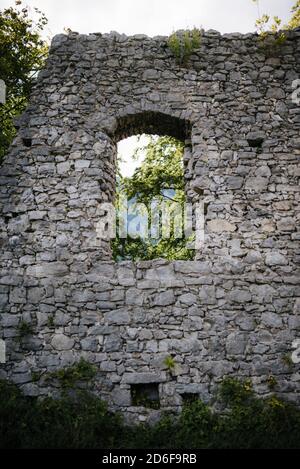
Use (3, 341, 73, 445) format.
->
(0, 28, 299, 421)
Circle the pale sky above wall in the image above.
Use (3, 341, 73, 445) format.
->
(0, 0, 294, 37)
(0, 0, 295, 175)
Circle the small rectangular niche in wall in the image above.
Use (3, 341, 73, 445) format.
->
(246, 132, 264, 149)
(181, 393, 199, 404)
(131, 383, 160, 409)
(22, 137, 32, 147)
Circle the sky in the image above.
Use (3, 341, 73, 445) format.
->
(118, 135, 151, 177)
(0, 0, 294, 38)
(0, 0, 295, 176)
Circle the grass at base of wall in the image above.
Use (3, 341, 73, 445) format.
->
(0, 377, 299, 449)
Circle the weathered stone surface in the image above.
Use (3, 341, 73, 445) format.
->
(81, 337, 99, 351)
(266, 87, 285, 99)
(250, 285, 276, 303)
(277, 217, 296, 232)
(245, 177, 269, 191)
(28, 287, 44, 304)
(151, 291, 175, 306)
(261, 312, 283, 328)
(198, 286, 216, 304)
(226, 332, 248, 355)
(235, 313, 256, 331)
(104, 334, 123, 352)
(122, 372, 166, 384)
(125, 288, 144, 306)
(226, 176, 244, 189)
(26, 262, 69, 277)
(9, 287, 26, 304)
(112, 387, 131, 406)
(0, 29, 299, 418)
(178, 293, 198, 306)
(51, 334, 74, 351)
(245, 250, 262, 264)
(104, 309, 130, 324)
(207, 219, 236, 233)
(57, 161, 71, 174)
(229, 289, 251, 303)
(265, 252, 287, 266)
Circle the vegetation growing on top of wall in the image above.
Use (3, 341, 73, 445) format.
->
(1, 377, 300, 448)
(256, 28, 287, 57)
(253, 0, 300, 33)
(253, 0, 300, 56)
(167, 28, 201, 66)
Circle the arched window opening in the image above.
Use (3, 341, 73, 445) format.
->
(112, 132, 194, 262)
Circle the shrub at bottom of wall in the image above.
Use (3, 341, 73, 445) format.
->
(0, 377, 300, 449)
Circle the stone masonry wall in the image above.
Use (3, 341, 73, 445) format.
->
(0, 28, 299, 421)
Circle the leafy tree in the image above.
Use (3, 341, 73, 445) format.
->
(253, 0, 300, 37)
(0, 0, 48, 161)
(112, 136, 194, 261)
(168, 28, 202, 65)
(122, 136, 184, 204)
(288, 0, 300, 29)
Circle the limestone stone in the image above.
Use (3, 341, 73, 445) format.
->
(265, 252, 287, 266)
(75, 159, 90, 170)
(105, 309, 130, 325)
(229, 289, 251, 303)
(255, 166, 271, 178)
(235, 313, 256, 331)
(245, 250, 262, 264)
(151, 291, 175, 306)
(122, 372, 166, 384)
(250, 284, 276, 303)
(198, 286, 216, 304)
(226, 176, 244, 189)
(51, 334, 74, 351)
(207, 219, 236, 233)
(266, 87, 285, 99)
(226, 332, 248, 355)
(125, 288, 144, 306)
(9, 287, 26, 304)
(26, 262, 69, 277)
(178, 293, 198, 306)
(28, 287, 44, 304)
(112, 387, 131, 406)
(57, 161, 71, 174)
(81, 337, 98, 351)
(261, 312, 283, 328)
(104, 335, 123, 352)
(277, 218, 296, 232)
(245, 177, 269, 191)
